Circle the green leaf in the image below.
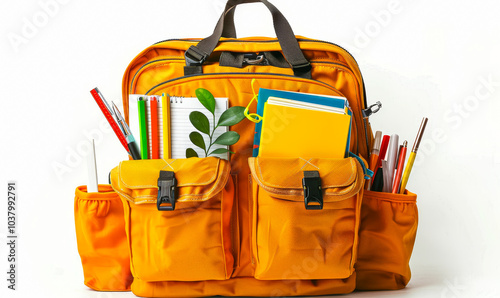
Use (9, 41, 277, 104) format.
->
(213, 131, 240, 146)
(195, 88, 216, 115)
(217, 106, 246, 127)
(209, 148, 234, 156)
(189, 111, 210, 134)
(186, 148, 198, 158)
(189, 132, 206, 150)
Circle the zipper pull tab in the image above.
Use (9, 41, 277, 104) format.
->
(348, 152, 374, 180)
(362, 101, 382, 118)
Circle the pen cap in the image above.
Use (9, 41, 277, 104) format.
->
(372, 131, 382, 153)
(379, 135, 390, 160)
(412, 117, 428, 153)
(385, 134, 399, 190)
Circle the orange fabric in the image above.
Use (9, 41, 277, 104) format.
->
(121, 36, 371, 160)
(110, 34, 383, 296)
(130, 276, 356, 297)
(355, 190, 418, 290)
(122, 73, 368, 295)
(111, 157, 234, 282)
(74, 185, 132, 291)
(70, 26, 419, 296)
(248, 157, 364, 281)
(74, 7, 422, 294)
(109, 156, 367, 296)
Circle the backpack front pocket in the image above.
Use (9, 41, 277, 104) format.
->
(248, 157, 364, 280)
(111, 157, 234, 282)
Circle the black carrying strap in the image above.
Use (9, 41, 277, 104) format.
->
(219, 51, 245, 68)
(185, 0, 311, 78)
(221, 2, 237, 38)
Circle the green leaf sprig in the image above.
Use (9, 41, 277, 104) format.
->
(186, 88, 246, 158)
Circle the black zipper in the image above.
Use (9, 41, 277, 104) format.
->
(151, 38, 367, 108)
(153, 38, 353, 65)
(129, 57, 184, 92)
(144, 71, 345, 96)
(153, 38, 355, 68)
(130, 58, 350, 94)
(153, 38, 200, 45)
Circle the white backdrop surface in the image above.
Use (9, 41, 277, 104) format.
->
(1, 0, 499, 297)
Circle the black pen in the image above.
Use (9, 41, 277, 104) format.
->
(371, 166, 384, 192)
(112, 102, 142, 160)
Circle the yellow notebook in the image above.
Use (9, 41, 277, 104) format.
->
(259, 97, 351, 158)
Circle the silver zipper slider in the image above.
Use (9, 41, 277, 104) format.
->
(243, 53, 266, 65)
(362, 101, 382, 118)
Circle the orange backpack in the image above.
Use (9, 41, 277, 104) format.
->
(74, 0, 418, 296)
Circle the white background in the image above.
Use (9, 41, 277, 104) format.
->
(1, 0, 499, 297)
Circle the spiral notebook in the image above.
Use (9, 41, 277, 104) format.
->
(129, 95, 229, 160)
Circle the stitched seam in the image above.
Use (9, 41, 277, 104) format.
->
(310, 57, 347, 64)
(160, 159, 177, 171)
(256, 158, 356, 189)
(119, 158, 220, 188)
(299, 157, 320, 170)
(349, 190, 363, 271)
(364, 194, 417, 204)
(111, 186, 135, 204)
(250, 161, 360, 201)
(173, 158, 221, 186)
(312, 65, 346, 72)
(130, 160, 230, 204)
(219, 191, 228, 278)
(118, 160, 168, 189)
(132, 60, 184, 93)
(149, 74, 345, 98)
(249, 159, 362, 201)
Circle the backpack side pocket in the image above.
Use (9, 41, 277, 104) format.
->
(356, 189, 418, 290)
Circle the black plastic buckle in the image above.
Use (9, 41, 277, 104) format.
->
(303, 171, 323, 210)
(185, 45, 208, 66)
(157, 171, 177, 211)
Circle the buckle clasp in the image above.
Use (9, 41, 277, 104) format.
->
(302, 171, 323, 210)
(185, 45, 208, 66)
(157, 171, 177, 211)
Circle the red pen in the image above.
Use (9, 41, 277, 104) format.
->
(392, 141, 408, 193)
(373, 135, 390, 178)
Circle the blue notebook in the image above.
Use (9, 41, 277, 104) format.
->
(252, 88, 352, 157)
